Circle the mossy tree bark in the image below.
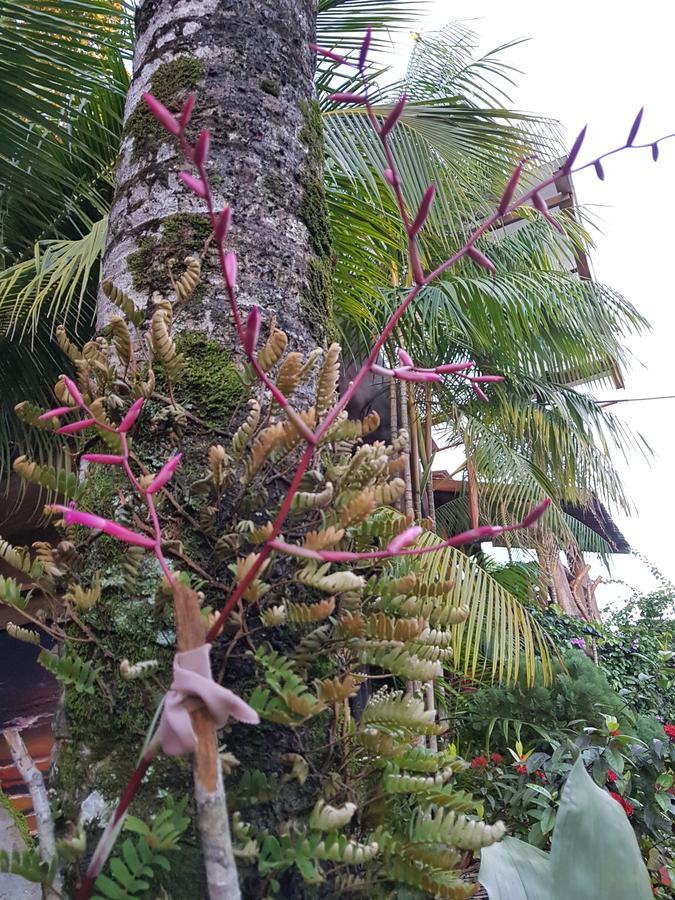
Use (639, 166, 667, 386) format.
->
(100, 0, 333, 351)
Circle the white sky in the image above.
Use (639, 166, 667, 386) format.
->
(392, 2, 675, 607)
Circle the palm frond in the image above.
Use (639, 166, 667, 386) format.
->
(409, 530, 554, 686)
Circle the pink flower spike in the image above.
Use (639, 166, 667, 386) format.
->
(329, 92, 368, 105)
(383, 168, 396, 186)
(243, 306, 261, 355)
(563, 124, 587, 174)
(49, 505, 155, 548)
(397, 347, 414, 368)
(467, 246, 496, 274)
(472, 384, 490, 402)
(38, 405, 74, 420)
(380, 95, 407, 138)
(308, 44, 348, 66)
(82, 453, 125, 465)
(119, 398, 145, 433)
(435, 362, 474, 374)
(410, 184, 436, 236)
(394, 368, 441, 383)
(358, 26, 373, 70)
(57, 417, 97, 435)
(387, 525, 423, 554)
(179, 93, 196, 128)
(194, 130, 211, 166)
(448, 524, 502, 546)
(319, 550, 356, 563)
(62, 376, 84, 407)
(520, 498, 551, 528)
(626, 107, 644, 146)
(142, 93, 180, 136)
(224, 251, 237, 290)
(147, 453, 182, 495)
(179, 171, 207, 198)
(214, 207, 232, 243)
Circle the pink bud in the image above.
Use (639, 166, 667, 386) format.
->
(57, 417, 96, 435)
(467, 246, 495, 273)
(411, 255, 426, 286)
(626, 107, 643, 146)
(380, 94, 407, 138)
(214, 207, 232, 243)
(62, 376, 84, 407)
(243, 306, 261, 355)
(194, 130, 211, 166)
(48, 505, 155, 548)
(38, 406, 74, 420)
(469, 374, 505, 384)
(394, 368, 441, 383)
(397, 347, 414, 368)
(410, 184, 436, 236)
(383, 168, 396, 186)
(520, 498, 551, 528)
(329, 92, 368, 105)
(498, 161, 524, 215)
(179, 171, 207, 198)
(449, 524, 502, 546)
(594, 160, 605, 180)
(224, 251, 237, 290)
(82, 454, 125, 465)
(472, 384, 490, 402)
(147, 453, 182, 494)
(308, 43, 348, 65)
(563, 124, 587, 174)
(179, 94, 197, 128)
(532, 192, 548, 214)
(119, 398, 144, 433)
(435, 362, 474, 374)
(371, 363, 392, 376)
(358, 26, 373, 70)
(387, 525, 423, 554)
(142, 93, 180, 136)
(652, 142, 659, 161)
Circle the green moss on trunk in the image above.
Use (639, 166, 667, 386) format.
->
(125, 57, 204, 160)
(127, 214, 212, 297)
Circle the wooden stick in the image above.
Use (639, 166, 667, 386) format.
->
(4, 727, 61, 900)
(173, 583, 240, 899)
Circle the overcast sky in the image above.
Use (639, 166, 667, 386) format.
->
(392, 2, 675, 607)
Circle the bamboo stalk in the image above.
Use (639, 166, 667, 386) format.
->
(407, 387, 422, 519)
(173, 583, 240, 900)
(398, 381, 415, 518)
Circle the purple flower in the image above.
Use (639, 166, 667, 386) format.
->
(570, 637, 586, 649)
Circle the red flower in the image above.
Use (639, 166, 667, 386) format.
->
(535, 770, 546, 780)
(609, 790, 634, 817)
(516, 764, 527, 775)
(607, 770, 619, 783)
(471, 756, 488, 769)
(663, 723, 675, 740)
(667, 787, 675, 796)
(491, 753, 504, 765)
(608, 728, 620, 736)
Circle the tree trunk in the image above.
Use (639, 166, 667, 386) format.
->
(100, 0, 332, 354)
(53, 1, 334, 896)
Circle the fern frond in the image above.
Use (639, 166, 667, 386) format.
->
(316, 343, 340, 416)
(285, 596, 336, 623)
(102, 280, 145, 326)
(38, 650, 97, 694)
(7, 623, 41, 646)
(13, 455, 80, 499)
(257, 325, 288, 372)
(110, 316, 132, 367)
(174, 256, 201, 302)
